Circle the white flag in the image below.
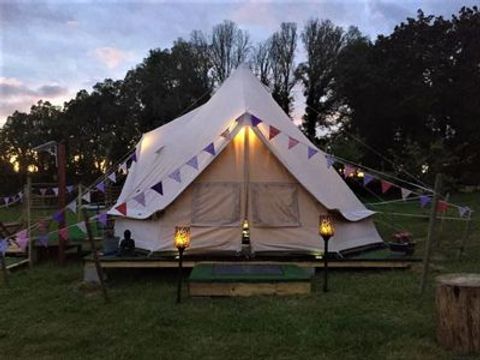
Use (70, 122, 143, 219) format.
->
(401, 188, 412, 201)
(119, 162, 127, 174)
(67, 201, 77, 214)
(108, 172, 117, 183)
(75, 221, 87, 234)
(82, 192, 91, 203)
(52, 187, 59, 196)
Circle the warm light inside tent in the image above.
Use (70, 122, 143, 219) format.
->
(242, 219, 250, 239)
(319, 216, 335, 239)
(357, 171, 364, 178)
(234, 126, 246, 145)
(174, 226, 191, 250)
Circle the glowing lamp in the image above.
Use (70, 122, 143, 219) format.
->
(174, 226, 191, 250)
(319, 215, 335, 293)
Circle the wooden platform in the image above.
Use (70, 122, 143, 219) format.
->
(188, 264, 312, 297)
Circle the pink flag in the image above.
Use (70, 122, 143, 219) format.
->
(381, 180, 393, 194)
(133, 192, 146, 207)
(288, 137, 299, 149)
(268, 126, 281, 140)
(59, 227, 69, 241)
(16, 230, 28, 251)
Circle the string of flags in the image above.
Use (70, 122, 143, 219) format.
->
(0, 191, 23, 208)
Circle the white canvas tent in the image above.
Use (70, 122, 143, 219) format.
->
(109, 65, 384, 255)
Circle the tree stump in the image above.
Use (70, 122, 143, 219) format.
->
(436, 274, 480, 354)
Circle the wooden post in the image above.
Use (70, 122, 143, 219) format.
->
(82, 208, 110, 304)
(436, 274, 480, 353)
(57, 143, 67, 265)
(419, 173, 442, 295)
(25, 177, 33, 268)
(457, 212, 473, 259)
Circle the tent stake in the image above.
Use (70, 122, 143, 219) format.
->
(419, 173, 442, 295)
(82, 209, 110, 304)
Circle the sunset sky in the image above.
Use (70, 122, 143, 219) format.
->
(0, 0, 476, 125)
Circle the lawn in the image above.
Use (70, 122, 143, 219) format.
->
(0, 193, 479, 360)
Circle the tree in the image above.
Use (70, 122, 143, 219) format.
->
(250, 39, 272, 87)
(269, 23, 298, 115)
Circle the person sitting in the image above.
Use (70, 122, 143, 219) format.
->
(102, 228, 120, 256)
(119, 230, 136, 257)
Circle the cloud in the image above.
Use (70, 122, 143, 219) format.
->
(92, 47, 134, 69)
(0, 77, 70, 125)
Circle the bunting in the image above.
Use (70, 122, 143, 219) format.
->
(3, 197, 9, 205)
(419, 195, 431, 208)
(96, 181, 105, 193)
(37, 234, 48, 248)
(16, 230, 28, 251)
(401, 188, 413, 201)
(52, 210, 64, 224)
(363, 173, 374, 186)
(437, 200, 448, 213)
(168, 168, 182, 183)
(115, 202, 127, 216)
(186, 156, 199, 170)
(98, 213, 108, 226)
(59, 228, 69, 241)
(151, 181, 163, 196)
(66, 185, 75, 193)
(39, 188, 48, 196)
(131, 153, 137, 163)
(108, 172, 117, 183)
(458, 206, 471, 218)
(75, 221, 87, 234)
(133, 192, 146, 207)
(325, 154, 335, 169)
(18, 191, 24, 200)
(268, 126, 281, 140)
(82, 192, 91, 203)
(220, 129, 231, 140)
(0, 238, 8, 255)
(250, 115, 262, 127)
(119, 162, 128, 174)
(344, 164, 356, 178)
(52, 187, 59, 196)
(381, 180, 393, 194)
(66, 201, 77, 214)
(203, 143, 216, 156)
(288, 137, 299, 149)
(307, 147, 318, 159)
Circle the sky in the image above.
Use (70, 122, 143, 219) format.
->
(0, 0, 477, 126)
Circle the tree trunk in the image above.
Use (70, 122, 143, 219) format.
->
(436, 274, 480, 354)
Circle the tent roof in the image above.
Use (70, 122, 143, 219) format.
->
(109, 65, 374, 222)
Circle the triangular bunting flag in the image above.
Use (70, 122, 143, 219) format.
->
(52, 210, 64, 224)
(344, 164, 356, 178)
(4, 197, 9, 205)
(16, 230, 28, 251)
(37, 234, 48, 248)
(0, 238, 8, 255)
(288, 137, 299, 149)
(131, 152, 137, 162)
(66, 185, 74, 193)
(307, 147, 318, 159)
(220, 129, 231, 140)
(18, 191, 24, 200)
(82, 192, 91, 203)
(59, 227, 69, 241)
(186, 156, 199, 170)
(458, 206, 471, 218)
(98, 213, 108, 226)
(381, 180, 393, 194)
(203, 143, 216, 156)
(250, 115, 262, 127)
(363, 173, 374, 186)
(119, 162, 128, 174)
(437, 200, 448, 213)
(401, 188, 413, 201)
(133, 192, 146, 207)
(325, 154, 335, 169)
(96, 181, 105, 193)
(108, 172, 117, 183)
(168, 168, 182, 183)
(66, 201, 77, 214)
(75, 221, 87, 234)
(419, 195, 431, 208)
(151, 181, 163, 195)
(115, 202, 127, 216)
(52, 187, 59, 196)
(39, 188, 48, 196)
(268, 125, 280, 140)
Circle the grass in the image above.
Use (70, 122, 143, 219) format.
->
(1, 193, 479, 360)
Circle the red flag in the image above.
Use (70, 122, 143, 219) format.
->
(437, 200, 448, 213)
(381, 180, 393, 194)
(268, 126, 281, 140)
(115, 202, 127, 216)
(59, 227, 69, 241)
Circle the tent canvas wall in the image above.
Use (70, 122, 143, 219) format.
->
(110, 65, 384, 255)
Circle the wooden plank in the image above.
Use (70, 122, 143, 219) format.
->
(6, 258, 29, 270)
(189, 281, 311, 297)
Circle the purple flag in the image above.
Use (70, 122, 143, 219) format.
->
(0, 238, 7, 255)
(4, 197, 9, 205)
(250, 115, 263, 127)
(16, 230, 28, 251)
(325, 154, 335, 168)
(168, 168, 182, 183)
(203, 143, 215, 156)
(52, 210, 64, 224)
(307, 147, 318, 159)
(96, 181, 105, 193)
(419, 195, 431, 208)
(288, 137, 299, 149)
(151, 181, 163, 195)
(37, 234, 48, 248)
(133, 192, 146, 207)
(186, 156, 199, 170)
(131, 152, 137, 162)
(363, 173, 374, 186)
(98, 213, 108, 226)
(108, 172, 117, 183)
(66, 185, 74, 193)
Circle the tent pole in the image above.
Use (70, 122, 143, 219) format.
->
(243, 124, 251, 255)
(419, 173, 442, 295)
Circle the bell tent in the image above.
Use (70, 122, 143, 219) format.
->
(110, 65, 384, 255)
